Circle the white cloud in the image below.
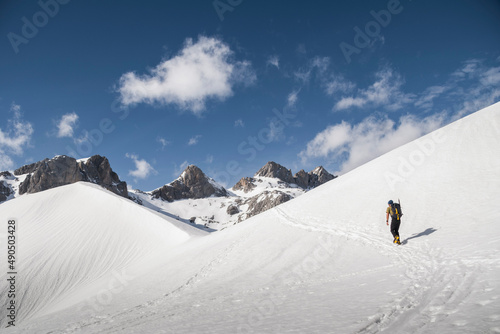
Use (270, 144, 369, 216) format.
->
(287, 89, 300, 107)
(0, 103, 34, 170)
(414, 85, 448, 110)
(234, 119, 245, 128)
(415, 59, 500, 116)
(299, 113, 445, 174)
(334, 67, 414, 111)
(188, 135, 202, 146)
(126, 153, 157, 180)
(0, 152, 14, 171)
(480, 66, 500, 86)
(10, 103, 20, 113)
(325, 76, 356, 95)
(267, 119, 286, 143)
(117, 36, 256, 114)
(451, 59, 482, 79)
(298, 58, 500, 176)
(454, 88, 500, 120)
(157, 136, 170, 149)
(311, 57, 330, 71)
(267, 55, 279, 69)
(56, 112, 79, 138)
(294, 56, 330, 83)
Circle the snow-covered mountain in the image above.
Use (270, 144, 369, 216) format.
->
(1, 153, 334, 231)
(150, 164, 228, 202)
(130, 161, 335, 229)
(1, 102, 499, 333)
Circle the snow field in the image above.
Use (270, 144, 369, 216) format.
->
(0, 182, 206, 328)
(1, 102, 500, 333)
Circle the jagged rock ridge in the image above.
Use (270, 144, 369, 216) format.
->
(229, 162, 337, 225)
(151, 165, 227, 202)
(13, 155, 128, 198)
(255, 162, 294, 184)
(4, 156, 335, 231)
(232, 177, 256, 193)
(0, 172, 15, 203)
(140, 162, 336, 228)
(235, 161, 336, 193)
(240, 190, 293, 221)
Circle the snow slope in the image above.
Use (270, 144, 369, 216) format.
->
(2, 102, 500, 333)
(0, 182, 207, 327)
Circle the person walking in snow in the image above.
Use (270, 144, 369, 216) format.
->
(386, 200, 402, 244)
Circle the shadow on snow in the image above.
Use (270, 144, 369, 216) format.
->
(402, 227, 437, 245)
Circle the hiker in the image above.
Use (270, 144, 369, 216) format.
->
(386, 200, 402, 244)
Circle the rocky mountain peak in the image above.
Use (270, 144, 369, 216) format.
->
(151, 165, 227, 202)
(179, 165, 206, 185)
(255, 161, 294, 183)
(311, 166, 327, 175)
(307, 166, 336, 187)
(79, 155, 128, 197)
(14, 155, 128, 198)
(248, 161, 336, 190)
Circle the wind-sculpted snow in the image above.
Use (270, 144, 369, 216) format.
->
(0, 182, 205, 328)
(1, 102, 500, 333)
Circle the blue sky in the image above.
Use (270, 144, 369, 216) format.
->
(1, 0, 499, 190)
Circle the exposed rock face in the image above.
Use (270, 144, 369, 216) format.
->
(0, 171, 14, 178)
(293, 169, 309, 189)
(307, 166, 336, 188)
(0, 181, 13, 202)
(14, 155, 128, 198)
(255, 162, 294, 183)
(293, 166, 336, 189)
(79, 155, 128, 197)
(17, 156, 84, 195)
(13, 162, 44, 175)
(234, 162, 336, 192)
(242, 190, 292, 220)
(226, 204, 239, 216)
(1, 172, 16, 202)
(151, 165, 227, 202)
(226, 162, 336, 225)
(232, 177, 256, 193)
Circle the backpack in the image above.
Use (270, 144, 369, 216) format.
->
(391, 203, 403, 221)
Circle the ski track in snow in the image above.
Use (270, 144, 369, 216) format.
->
(273, 207, 482, 334)
(21, 199, 496, 334)
(56, 237, 250, 334)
